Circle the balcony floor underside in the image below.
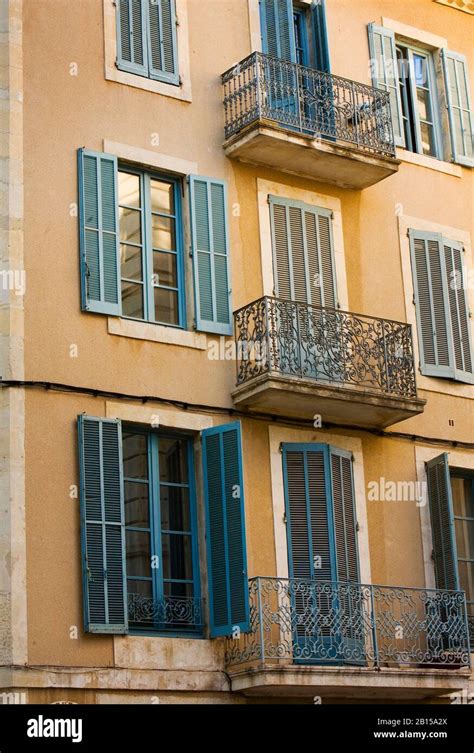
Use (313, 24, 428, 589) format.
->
(232, 374, 426, 429)
(228, 664, 472, 700)
(223, 122, 400, 189)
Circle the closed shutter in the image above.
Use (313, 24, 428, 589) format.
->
(269, 197, 337, 308)
(202, 423, 249, 637)
(78, 416, 127, 633)
(426, 454, 459, 592)
(259, 0, 296, 61)
(189, 176, 232, 335)
(117, 0, 148, 76)
(442, 50, 474, 167)
(367, 24, 405, 148)
(78, 149, 121, 315)
(147, 0, 179, 84)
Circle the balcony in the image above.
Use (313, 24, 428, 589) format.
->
(232, 297, 425, 428)
(128, 593, 204, 634)
(222, 52, 400, 189)
(225, 578, 471, 700)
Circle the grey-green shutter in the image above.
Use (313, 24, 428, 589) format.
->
(116, 0, 148, 76)
(330, 448, 359, 584)
(78, 149, 121, 315)
(260, 0, 296, 62)
(78, 416, 127, 633)
(443, 240, 473, 382)
(367, 24, 404, 148)
(426, 454, 459, 592)
(147, 0, 179, 84)
(442, 49, 474, 167)
(189, 176, 232, 335)
(202, 422, 249, 637)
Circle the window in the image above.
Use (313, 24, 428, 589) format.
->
(396, 46, 440, 157)
(116, 0, 179, 85)
(118, 168, 185, 326)
(77, 149, 233, 335)
(78, 416, 249, 637)
(260, 0, 330, 72)
(426, 455, 474, 641)
(409, 230, 473, 384)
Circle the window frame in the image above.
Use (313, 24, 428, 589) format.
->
(123, 426, 202, 637)
(118, 165, 186, 329)
(450, 467, 474, 630)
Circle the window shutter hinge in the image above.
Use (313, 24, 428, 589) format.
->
(412, 295, 416, 306)
(431, 550, 435, 561)
(278, 442, 283, 453)
(356, 521, 360, 532)
(283, 512, 287, 525)
(179, 75, 183, 87)
(193, 319, 197, 330)
(176, 15, 180, 27)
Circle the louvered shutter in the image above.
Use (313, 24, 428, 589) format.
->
(202, 423, 249, 637)
(147, 0, 179, 84)
(116, 0, 148, 76)
(311, 0, 330, 73)
(367, 24, 404, 148)
(444, 240, 473, 381)
(259, 0, 296, 61)
(189, 176, 232, 335)
(330, 448, 359, 583)
(78, 149, 121, 315)
(426, 454, 459, 592)
(442, 50, 474, 167)
(78, 416, 127, 633)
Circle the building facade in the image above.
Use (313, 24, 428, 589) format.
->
(0, 0, 473, 704)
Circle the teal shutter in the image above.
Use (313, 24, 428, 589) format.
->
(311, 0, 330, 73)
(367, 24, 404, 147)
(442, 50, 474, 167)
(116, 0, 148, 76)
(202, 422, 249, 637)
(189, 176, 232, 335)
(147, 0, 179, 84)
(260, 0, 296, 62)
(329, 447, 359, 583)
(78, 416, 127, 633)
(426, 454, 459, 592)
(78, 149, 121, 315)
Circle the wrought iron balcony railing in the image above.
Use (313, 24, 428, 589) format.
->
(234, 297, 418, 399)
(128, 593, 204, 633)
(225, 578, 471, 669)
(222, 52, 396, 157)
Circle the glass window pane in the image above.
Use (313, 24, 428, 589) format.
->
(119, 207, 141, 244)
(126, 530, 151, 577)
(413, 54, 426, 86)
(164, 581, 193, 598)
(152, 215, 175, 251)
(153, 251, 177, 288)
(160, 487, 190, 532)
(154, 287, 179, 325)
(125, 482, 150, 528)
(123, 432, 148, 479)
(122, 280, 144, 319)
(127, 579, 152, 598)
(455, 518, 474, 560)
(118, 172, 140, 208)
(159, 438, 189, 484)
(120, 244, 142, 281)
(416, 88, 432, 123)
(150, 179, 174, 214)
(452, 477, 474, 518)
(458, 560, 474, 603)
(420, 121, 436, 156)
(161, 533, 193, 581)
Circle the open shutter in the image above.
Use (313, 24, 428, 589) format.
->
(189, 176, 232, 335)
(147, 0, 179, 84)
(426, 454, 459, 592)
(116, 0, 148, 76)
(409, 230, 453, 378)
(442, 50, 474, 167)
(259, 0, 296, 61)
(78, 149, 121, 315)
(367, 24, 404, 148)
(202, 422, 249, 637)
(78, 416, 127, 633)
(311, 0, 330, 73)
(443, 240, 474, 383)
(329, 448, 359, 583)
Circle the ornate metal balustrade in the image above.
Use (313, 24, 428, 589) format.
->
(128, 593, 203, 633)
(225, 578, 471, 669)
(222, 52, 396, 157)
(234, 296, 418, 399)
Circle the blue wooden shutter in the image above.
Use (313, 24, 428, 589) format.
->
(202, 422, 249, 637)
(116, 0, 148, 76)
(311, 0, 330, 73)
(147, 0, 179, 84)
(426, 454, 459, 592)
(329, 447, 359, 583)
(367, 24, 404, 148)
(442, 50, 474, 167)
(78, 415, 127, 633)
(78, 149, 121, 315)
(260, 0, 296, 62)
(443, 239, 474, 383)
(189, 176, 232, 335)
